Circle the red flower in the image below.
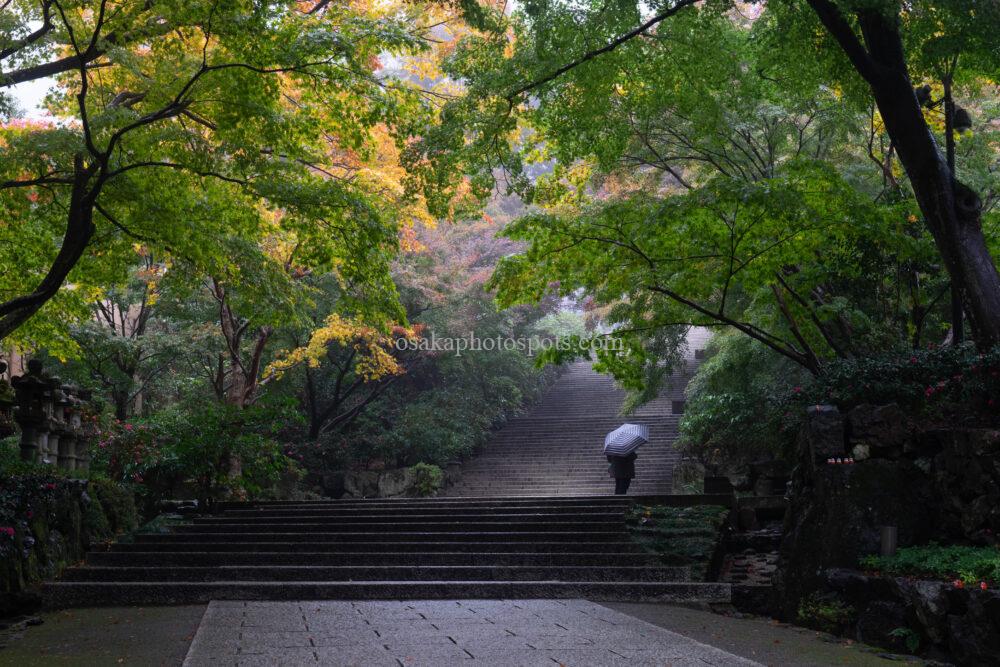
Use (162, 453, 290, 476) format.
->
(954, 580, 965, 589)
(925, 386, 935, 398)
(0, 527, 14, 537)
(980, 581, 989, 591)
(792, 386, 802, 393)
(44, 483, 56, 490)
(909, 356, 918, 364)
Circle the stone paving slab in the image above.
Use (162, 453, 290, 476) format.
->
(183, 599, 761, 666)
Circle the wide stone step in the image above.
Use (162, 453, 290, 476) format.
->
(43, 581, 731, 608)
(444, 490, 669, 495)
(86, 551, 663, 567)
(133, 531, 628, 543)
(452, 473, 672, 480)
(221, 497, 631, 509)
(60, 565, 691, 583)
(219, 505, 623, 523)
(174, 521, 624, 533)
(110, 540, 642, 553)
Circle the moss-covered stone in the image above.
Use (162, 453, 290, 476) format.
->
(88, 479, 138, 534)
(0, 475, 137, 617)
(626, 504, 730, 579)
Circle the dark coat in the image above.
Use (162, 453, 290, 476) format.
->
(607, 452, 637, 479)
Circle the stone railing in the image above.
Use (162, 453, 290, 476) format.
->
(9, 359, 94, 471)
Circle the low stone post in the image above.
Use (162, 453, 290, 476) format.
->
(880, 526, 898, 557)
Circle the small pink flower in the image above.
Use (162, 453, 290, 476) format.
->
(792, 386, 802, 393)
(0, 527, 14, 537)
(954, 579, 965, 589)
(925, 386, 935, 397)
(980, 581, 988, 591)
(124, 424, 133, 431)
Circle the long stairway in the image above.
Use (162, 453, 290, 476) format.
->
(45, 497, 730, 607)
(445, 329, 710, 496)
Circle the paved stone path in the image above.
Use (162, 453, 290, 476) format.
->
(182, 599, 760, 666)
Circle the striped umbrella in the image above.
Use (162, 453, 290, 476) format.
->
(603, 423, 650, 456)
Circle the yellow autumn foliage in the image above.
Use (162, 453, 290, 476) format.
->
(266, 313, 417, 382)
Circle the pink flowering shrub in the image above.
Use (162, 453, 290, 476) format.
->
(794, 345, 1000, 420)
(89, 421, 163, 484)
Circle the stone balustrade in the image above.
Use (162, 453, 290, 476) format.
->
(9, 359, 94, 470)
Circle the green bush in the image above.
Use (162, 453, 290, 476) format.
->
(797, 592, 855, 634)
(82, 495, 112, 543)
(90, 402, 299, 504)
(861, 544, 1000, 585)
(411, 463, 444, 497)
(797, 344, 1000, 417)
(678, 333, 805, 471)
(88, 478, 138, 534)
(680, 341, 1000, 477)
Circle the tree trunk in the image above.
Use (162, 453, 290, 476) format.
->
(807, 2, 1000, 349)
(0, 156, 96, 340)
(864, 74, 1000, 347)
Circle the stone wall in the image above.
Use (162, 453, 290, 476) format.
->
(774, 404, 1000, 664)
(819, 569, 1000, 666)
(0, 476, 136, 616)
(319, 465, 449, 498)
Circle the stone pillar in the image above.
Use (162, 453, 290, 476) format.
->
(800, 404, 844, 471)
(56, 385, 77, 470)
(35, 376, 60, 464)
(75, 389, 94, 472)
(47, 379, 66, 467)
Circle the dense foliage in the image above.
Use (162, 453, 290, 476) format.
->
(862, 544, 1000, 586)
(795, 344, 1000, 418)
(1, 0, 457, 353)
(677, 333, 806, 471)
(408, 0, 1000, 400)
(90, 402, 298, 506)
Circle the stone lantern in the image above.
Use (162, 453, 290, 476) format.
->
(11, 360, 94, 467)
(0, 361, 14, 439)
(12, 359, 48, 463)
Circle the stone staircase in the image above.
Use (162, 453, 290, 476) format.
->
(45, 496, 730, 607)
(44, 329, 724, 608)
(445, 329, 710, 496)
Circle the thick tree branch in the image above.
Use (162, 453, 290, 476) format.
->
(506, 0, 699, 101)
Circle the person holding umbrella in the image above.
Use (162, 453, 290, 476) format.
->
(607, 451, 637, 495)
(604, 424, 649, 495)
